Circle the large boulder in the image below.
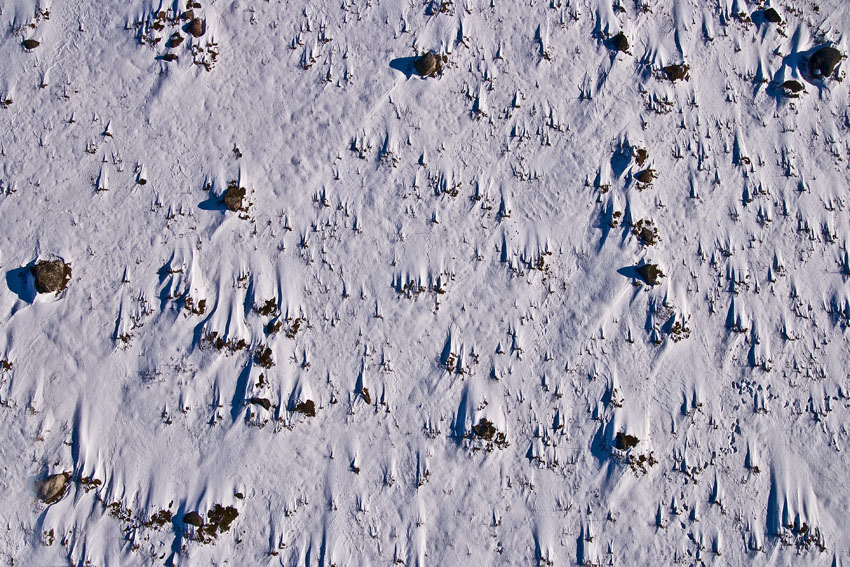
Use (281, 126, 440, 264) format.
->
(808, 46, 842, 79)
(414, 52, 440, 77)
(31, 260, 71, 294)
(36, 472, 71, 504)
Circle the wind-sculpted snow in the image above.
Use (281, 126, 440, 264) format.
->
(0, 0, 849, 565)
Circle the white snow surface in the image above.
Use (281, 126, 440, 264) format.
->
(0, 0, 849, 565)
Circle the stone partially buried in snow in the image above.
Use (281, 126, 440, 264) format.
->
(636, 264, 664, 286)
(31, 260, 71, 294)
(414, 52, 440, 77)
(183, 511, 204, 526)
(36, 472, 70, 504)
(808, 46, 842, 79)
(22, 39, 40, 50)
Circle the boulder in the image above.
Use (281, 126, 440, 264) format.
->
(808, 46, 842, 79)
(31, 260, 71, 294)
(763, 8, 781, 23)
(36, 472, 70, 504)
(223, 184, 246, 212)
(183, 511, 204, 526)
(414, 52, 439, 77)
(186, 18, 206, 38)
(636, 264, 664, 286)
(611, 32, 629, 53)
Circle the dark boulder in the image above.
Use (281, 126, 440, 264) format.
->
(183, 511, 204, 526)
(808, 46, 842, 79)
(636, 264, 664, 286)
(186, 18, 206, 38)
(611, 32, 629, 53)
(223, 184, 246, 212)
(414, 52, 439, 77)
(763, 8, 781, 23)
(31, 260, 71, 294)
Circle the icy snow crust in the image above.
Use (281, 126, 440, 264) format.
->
(1, 0, 849, 565)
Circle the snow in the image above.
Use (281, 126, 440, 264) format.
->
(0, 0, 849, 565)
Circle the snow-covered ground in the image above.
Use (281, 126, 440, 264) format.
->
(1, 0, 848, 565)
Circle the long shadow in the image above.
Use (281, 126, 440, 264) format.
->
(6, 266, 35, 303)
(198, 194, 226, 211)
(230, 361, 252, 421)
(389, 56, 418, 79)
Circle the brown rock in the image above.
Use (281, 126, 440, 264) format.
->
(187, 17, 205, 38)
(636, 264, 664, 286)
(763, 8, 781, 23)
(808, 46, 842, 79)
(22, 39, 40, 50)
(414, 52, 439, 77)
(36, 472, 70, 504)
(223, 184, 246, 212)
(31, 260, 71, 294)
(611, 32, 629, 53)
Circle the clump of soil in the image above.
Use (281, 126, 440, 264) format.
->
(636, 263, 664, 286)
(663, 63, 690, 82)
(632, 219, 659, 246)
(167, 33, 184, 48)
(254, 346, 274, 368)
(35, 472, 70, 504)
(808, 46, 842, 79)
(414, 51, 444, 77)
(31, 260, 72, 294)
(222, 182, 246, 212)
(144, 509, 173, 528)
(472, 418, 497, 440)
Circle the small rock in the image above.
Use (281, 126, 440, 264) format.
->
(763, 8, 781, 23)
(293, 400, 316, 417)
(781, 80, 804, 96)
(636, 264, 664, 286)
(36, 472, 70, 504)
(22, 39, 40, 50)
(611, 32, 629, 53)
(161, 53, 179, 62)
(223, 184, 246, 212)
(663, 63, 690, 82)
(248, 397, 271, 411)
(414, 52, 439, 77)
(181, 9, 195, 21)
(635, 169, 656, 184)
(187, 18, 206, 38)
(183, 511, 204, 526)
(31, 260, 71, 294)
(167, 33, 184, 48)
(808, 46, 842, 79)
